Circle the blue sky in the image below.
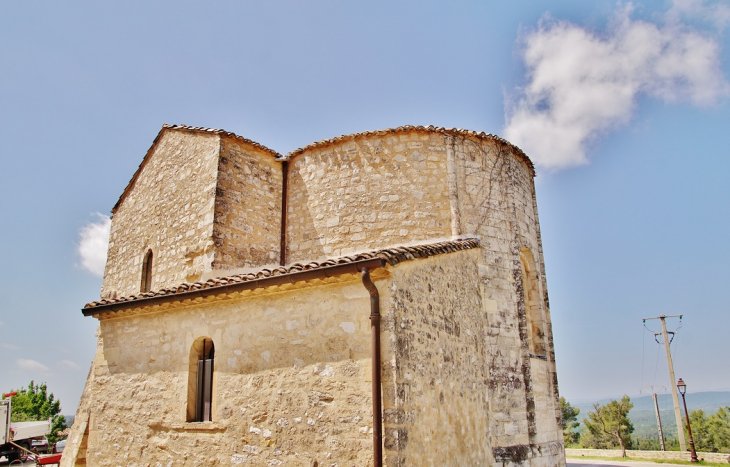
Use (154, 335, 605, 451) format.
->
(1, 0, 728, 414)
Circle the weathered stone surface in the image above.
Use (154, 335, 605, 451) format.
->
(286, 132, 451, 262)
(65, 125, 564, 467)
(101, 130, 282, 300)
(102, 130, 221, 298)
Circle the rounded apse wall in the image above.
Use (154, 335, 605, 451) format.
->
(283, 127, 537, 264)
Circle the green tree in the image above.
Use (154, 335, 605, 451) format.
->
(707, 406, 730, 453)
(581, 395, 634, 457)
(3, 381, 67, 445)
(685, 409, 711, 452)
(685, 406, 730, 453)
(560, 397, 581, 445)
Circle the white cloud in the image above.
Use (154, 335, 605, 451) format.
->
(59, 360, 81, 370)
(504, 1, 730, 170)
(16, 359, 50, 372)
(2, 343, 19, 350)
(667, 0, 730, 30)
(78, 213, 111, 276)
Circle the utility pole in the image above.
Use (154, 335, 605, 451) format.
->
(643, 314, 686, 452)
(641, 385, 667, 451)
(652, 393, 666, 451)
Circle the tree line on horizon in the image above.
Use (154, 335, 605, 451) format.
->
(561, 396, 730, 456)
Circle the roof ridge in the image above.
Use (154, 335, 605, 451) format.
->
(84, 237, 480, 311)
(163, 124, 282, 158)
(112, 124, 533, 214)
(279, 125, 534, 175)
(111, 124, 282, 214)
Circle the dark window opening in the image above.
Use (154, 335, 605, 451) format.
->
(188, 338, 215, 422)
(141, 250, 153, 293)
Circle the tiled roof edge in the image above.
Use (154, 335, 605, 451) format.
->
(280, 125, 535, 176)
(111, 124, 282, 214)
(162, 124, 282, 158)
(83, 237, 480, 313)
(111, 124, 533, 214)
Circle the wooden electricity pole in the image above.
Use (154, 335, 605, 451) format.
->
(653, 393, 666, 451)
(642, 385, 667, 451)
(643, 314, 686, 452)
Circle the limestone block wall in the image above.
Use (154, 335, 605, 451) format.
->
(450, 137, 562, 461)
(212, 137, 282, 272)
(64, 278, 379, 467)
(285, 131, 452, 262)
(101, 130, 221, 298)
(83, 125, 564, 467)
(379, 250, 493, 467)
(68, 249, 524, 467)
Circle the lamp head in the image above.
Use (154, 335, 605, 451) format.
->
(677, 378, 687, 395)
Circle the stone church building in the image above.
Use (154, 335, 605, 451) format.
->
(62, 124, 565, 467)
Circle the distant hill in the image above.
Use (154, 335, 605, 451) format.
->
(572, 391, 730, 439)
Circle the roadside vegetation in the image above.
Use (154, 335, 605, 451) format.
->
(561, 396, 730, 455)
(3, 381, 67, 445)
(567, 455, 730, 467)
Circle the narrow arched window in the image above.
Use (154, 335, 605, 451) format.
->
(520, 248, 546, 356)
(187, 338, 215, 422)
(140, 250, 153, 293)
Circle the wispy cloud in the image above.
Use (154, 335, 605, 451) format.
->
(2, 343, 19, 350)
(16, 359, 50, 372)
(667, 0, 730, 30)
(59, 360, 81, 370)
(78, 213, 111, 276)
(504, 1, 730, 170)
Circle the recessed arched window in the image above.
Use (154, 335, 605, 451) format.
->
(140, 250, 153, 293)
(187, 337, 215, 422)
(520, 248, 546, 356)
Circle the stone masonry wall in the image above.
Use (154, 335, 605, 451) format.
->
(65, 277, 381, 467)
(379, 249, 492, 467)
(451, 137, 563, 466)
(67, 250, 513, 467)
(101, 131, 221, 299)
(84, 126, 564, 467)
(212, 137, 282, 272)
(285, 131, 452, 263)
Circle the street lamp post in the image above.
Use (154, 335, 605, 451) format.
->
(677, 378, 699, 463)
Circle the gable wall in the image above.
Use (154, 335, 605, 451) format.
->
(101, 131, 221, 299)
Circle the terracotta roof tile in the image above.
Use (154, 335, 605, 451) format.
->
(162, 124, 282, 158)
(84, 238, 480, 311)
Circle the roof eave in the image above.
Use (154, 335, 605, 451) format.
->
(83, 257, 386, 317)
